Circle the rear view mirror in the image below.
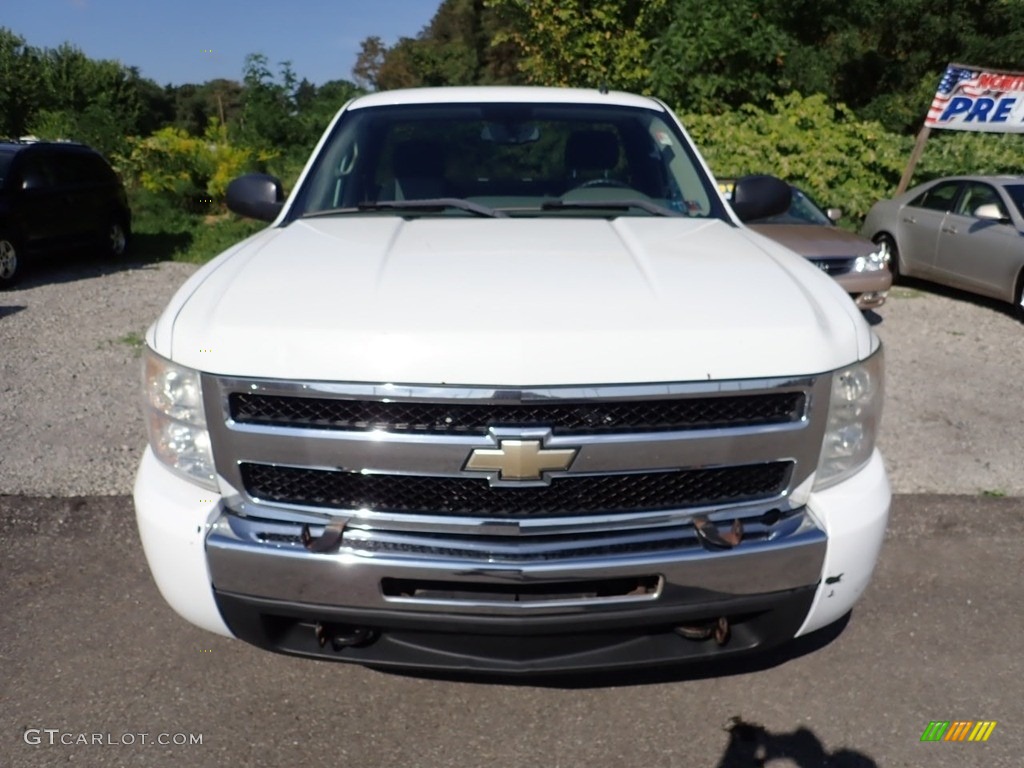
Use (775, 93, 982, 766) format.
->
(481, 122, 540, 145)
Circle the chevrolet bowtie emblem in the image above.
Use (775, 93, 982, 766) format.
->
(465, 439, 577, 481)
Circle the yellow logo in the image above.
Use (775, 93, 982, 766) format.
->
(465, 439, 576, 481)
(920, 721, 997, 742)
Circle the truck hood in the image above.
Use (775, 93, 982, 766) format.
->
(153, 216, 873, 384)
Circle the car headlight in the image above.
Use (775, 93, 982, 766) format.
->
(814, 346, 884, 490)
(853, 246, 888, 273)
(142, 347, 217, 490)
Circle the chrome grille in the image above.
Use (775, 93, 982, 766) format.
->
(809, 257, 856, 276)
(240, 461, 792, 517)
(205, 374, 830, 549)
(228, 391, 805, 435)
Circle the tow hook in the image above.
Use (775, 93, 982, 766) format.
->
(692, 516, 744, 550)
(301, 518, 348, 553)
(315, 622, 377, 651)
(675, 617, 730, 646)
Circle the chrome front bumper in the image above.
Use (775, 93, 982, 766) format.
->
(207, 507, 826, 617)
(205, 504, 827, 672)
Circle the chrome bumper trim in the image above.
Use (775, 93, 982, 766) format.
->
(206, 507, 826, 617)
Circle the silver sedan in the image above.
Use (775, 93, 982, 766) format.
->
(861, 175, 1024, 318)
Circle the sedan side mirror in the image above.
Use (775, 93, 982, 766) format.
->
(730, 174, 792, 223)
(227, 174, 285, 222)
(973, 203, 1010, 224)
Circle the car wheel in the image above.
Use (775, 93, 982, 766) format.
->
(0, 234, 21, 289)
(874, 234, 900, 282)
(106, 218, 129, 259)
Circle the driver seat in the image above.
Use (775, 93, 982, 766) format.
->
(564, 130, 620, 184)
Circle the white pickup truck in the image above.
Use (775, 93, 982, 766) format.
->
(134, 86, 889, 674)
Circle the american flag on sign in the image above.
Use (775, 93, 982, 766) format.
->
(926, 65, 985, 124)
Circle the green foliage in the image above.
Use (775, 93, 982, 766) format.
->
(916, 131, 1024, 182)
(176, 216, 265, 264)
(684, 93, 912, 223)
(0, 28, 45, 137)
(236, 53, 299, 152)
(354, 0, 520, 90)
(649, 0, 791, 113)
(0, 30, 169, 155)
(685, 92, 1024, 225)
(485, 0, 668, 91)
(128, 186, 263, 265)
(120, 120, 264, 209)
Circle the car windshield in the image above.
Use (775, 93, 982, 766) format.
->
(289, 101, 723, 220)
(1001, 183, 1024, 219)
(752, 186, 832, 226)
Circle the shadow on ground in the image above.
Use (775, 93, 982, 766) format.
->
(715, 717, 878, 767)
(10, 231, 193, 290)
(893, 275, 1022, 322)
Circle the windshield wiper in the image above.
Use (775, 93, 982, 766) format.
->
(303, 198, 506, 219)
(539, 199, 682, 217)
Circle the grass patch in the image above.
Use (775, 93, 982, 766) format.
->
(981, 489, 1006, 498)
(118, 331, 146, 356)
(174, 216, 265, 264)
(127, 187, 265, 265)
(889, 287, 924, 299)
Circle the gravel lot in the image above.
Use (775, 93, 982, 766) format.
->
(1, 252, 1022, 497)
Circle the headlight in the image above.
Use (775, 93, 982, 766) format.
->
(142, 347, 217, 489)
(853, 247, 888, 273)
(814, 346, 884, 490)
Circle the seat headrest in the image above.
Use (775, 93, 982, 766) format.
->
(564, 130, 619, 173)
(393, 140, 445, 177)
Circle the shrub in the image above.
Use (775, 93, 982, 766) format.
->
(119, 120, 267, 211)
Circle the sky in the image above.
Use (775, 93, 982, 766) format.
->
(1, 0, 439, 86)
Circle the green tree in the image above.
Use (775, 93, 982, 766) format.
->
(486, 0, 669, 90)
(236, 53, 300, 151)
(649, 0, 791, 113)
(354, 0, 521, 90)
(684, 92, 911, 222)
(0, 28, 45, 138)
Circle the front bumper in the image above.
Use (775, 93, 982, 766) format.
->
(134, 449, 889, 673)
(835, 271, 893, 310)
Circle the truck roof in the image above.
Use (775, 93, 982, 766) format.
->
(346, 86, 667, 112)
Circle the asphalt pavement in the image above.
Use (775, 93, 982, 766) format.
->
(1, 493, 1021, 768)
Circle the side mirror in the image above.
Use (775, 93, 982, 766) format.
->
(730, 174, 792, 223)
(227, 174, 285, 222)
(973, 203, 1009, 223)
(826, 207, 843, 223)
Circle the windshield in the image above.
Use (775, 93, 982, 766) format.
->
(1002, 183, 1024, 220)
(289, 101, 724, 220)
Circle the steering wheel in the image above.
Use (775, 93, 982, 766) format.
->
(572, 178, 632, 190)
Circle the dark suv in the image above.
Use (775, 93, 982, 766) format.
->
(0, 140, 131, 288)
